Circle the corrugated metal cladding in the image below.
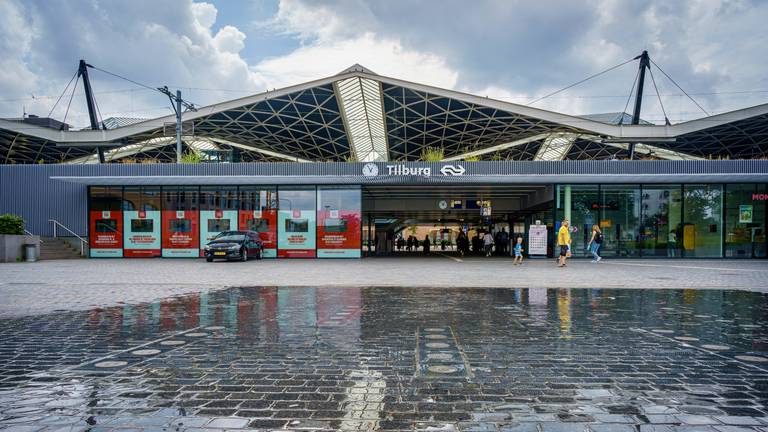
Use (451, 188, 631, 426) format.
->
(2, 160, 768, 237)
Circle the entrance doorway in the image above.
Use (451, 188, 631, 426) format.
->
(361, 184, 555, 258)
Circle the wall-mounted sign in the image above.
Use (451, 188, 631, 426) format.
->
(740, 205, 753, 223)
(753, 193, 768, 201)
(361, 163, 465, 178)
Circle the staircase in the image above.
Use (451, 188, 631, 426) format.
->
(39, 237, 85, 260)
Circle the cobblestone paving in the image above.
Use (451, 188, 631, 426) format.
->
(1, 286, 767, 431)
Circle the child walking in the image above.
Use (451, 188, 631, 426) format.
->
(513, 236, 524, 265)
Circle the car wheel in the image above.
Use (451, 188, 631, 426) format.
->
(206, 257, 213, 262)
(241, 248, 248, 262)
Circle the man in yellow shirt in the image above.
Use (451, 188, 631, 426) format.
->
(557, 219, 571, 267)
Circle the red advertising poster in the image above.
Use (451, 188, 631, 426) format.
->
(317, 209, 361, 257)
(89, 210, 123, 250)
(238, 210, 277, 257)
(161, 210, 199, 257)
(277, 248, 316, 258)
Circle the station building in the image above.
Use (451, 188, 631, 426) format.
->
(1, 65, 767, 259)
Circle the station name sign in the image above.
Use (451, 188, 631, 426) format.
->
(362, 163, 465, 178)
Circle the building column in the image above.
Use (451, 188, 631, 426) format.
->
(564, 184, 572, 222)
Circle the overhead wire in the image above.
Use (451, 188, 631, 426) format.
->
(650, 58, 709, 117)
(618, 68, 640, 125)
(648, 66, 670, 125)
(47, 70, 79, 118)
(61, 74, 81, 127)
(526, 56, 637, 106)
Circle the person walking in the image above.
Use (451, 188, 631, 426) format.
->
(557, 219, 571, 267)
(499, 228, 509, 256)
(513, 236, 524, 265)
(456, 231, 468, 257)
(423, 235, 431, 254)
(587, 224, 603, 263)
(483, 230, 494, 257)
(667, 230, 677, 257)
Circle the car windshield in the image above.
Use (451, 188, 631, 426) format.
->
(213, 232, 246, 242)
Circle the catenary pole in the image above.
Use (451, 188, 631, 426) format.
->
(629, 50, 650, 160)
(176, 90, 182, 163)
(78, 60, 105, 163)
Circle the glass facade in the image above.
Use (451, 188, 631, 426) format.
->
(90, 186, 361, 259)
(725, 184, 767, 258)
(556, 183, 767, 259)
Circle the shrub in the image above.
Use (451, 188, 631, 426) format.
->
(180, 150, 203, 164)
(420, 146, 444, 162)
(0, 214, 25, 235)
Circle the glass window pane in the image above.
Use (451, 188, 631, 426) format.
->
(640, 185, 682, 257)
(90, 187, 122, 211)
(239, 186, 277, 211)
(683, 184, 723, 257)
(600, 185, 641, 257)
(725, 184, 766, 258)
(162, 186, 199, 211)
(556, 184, 598, 258)
(200, 187, 238, 210)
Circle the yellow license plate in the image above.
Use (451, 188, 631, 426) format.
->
(213, 252, 226, 256)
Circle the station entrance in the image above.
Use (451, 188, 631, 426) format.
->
(361, 184, 555, 257)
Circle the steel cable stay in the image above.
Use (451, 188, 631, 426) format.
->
(526, 56, 638, 106)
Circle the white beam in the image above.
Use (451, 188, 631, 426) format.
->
(443, 133, 551, 161)
(334, 77, 389, 161)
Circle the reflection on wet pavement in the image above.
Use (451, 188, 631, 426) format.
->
(0, 287, 767, 431)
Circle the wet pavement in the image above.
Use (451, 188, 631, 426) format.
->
(1, 286, 768, 431)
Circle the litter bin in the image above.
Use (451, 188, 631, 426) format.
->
(24, 243, 37, 262)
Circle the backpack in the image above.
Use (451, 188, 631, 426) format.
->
(595, 232, 603, 244)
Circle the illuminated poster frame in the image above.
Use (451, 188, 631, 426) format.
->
(123, 210, 161, 257)
(199, 209, 239, 255)
(317, 187, 361, 258)
(89, 210, 123, 257)
(239, 209, 277, 258)
(277, 187, 316, 258)
(161, 210, 200, 257)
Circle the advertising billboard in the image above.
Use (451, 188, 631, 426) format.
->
(277, 209, 316, 258)
(317, 209, 361, 258)
(123, 210, 161, 257)
(161, 210, 199, 257)
(239, 209, 277, 258)
(200, 210, 239, 256)
(89, 210, 123, 257)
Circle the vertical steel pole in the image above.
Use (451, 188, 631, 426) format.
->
(176, 90, 183, 163)
(629, 51, 650, 160)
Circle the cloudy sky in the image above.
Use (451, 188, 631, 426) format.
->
(1, 0, 767, 128)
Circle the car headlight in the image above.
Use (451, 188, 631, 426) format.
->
(203, 245, 210, 250)
(229, 244, 240, 250)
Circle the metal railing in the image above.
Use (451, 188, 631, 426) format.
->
(49, 219, 87, 256)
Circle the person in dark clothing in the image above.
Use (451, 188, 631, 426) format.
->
(406, 235, 413, 252)
(472, 234, 481, 255)
(423, 235, 431, 254)
(456, 231, 469, 257)
(498, 228, 509, 256)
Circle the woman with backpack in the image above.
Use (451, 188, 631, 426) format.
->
(587, 224, 603, 263)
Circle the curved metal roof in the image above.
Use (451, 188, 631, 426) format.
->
(2, 66, 767, 163)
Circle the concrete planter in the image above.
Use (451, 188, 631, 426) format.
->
(0, 234, 39, 262)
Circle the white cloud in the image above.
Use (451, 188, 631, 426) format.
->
(251, 33, 458, 89)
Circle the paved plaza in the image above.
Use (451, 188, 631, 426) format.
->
(0, 257, 767, 317)
(0, 258, 767, 431)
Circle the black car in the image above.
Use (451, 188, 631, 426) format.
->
(204, 230, 263, 262)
